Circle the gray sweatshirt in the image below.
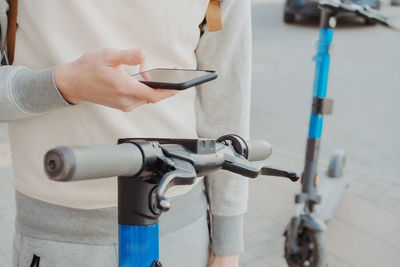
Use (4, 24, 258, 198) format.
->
(0, 0, 252, 255)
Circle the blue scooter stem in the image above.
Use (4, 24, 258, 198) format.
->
(119, 224, 159, 267)
(302, 26, 334, 194)
(308, 28, 333, 139)
(118, 175, 162, 267)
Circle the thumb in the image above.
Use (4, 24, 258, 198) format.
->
(104, 49, 146, 66)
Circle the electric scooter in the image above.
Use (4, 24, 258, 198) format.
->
(44, 134, 299, 267)
(283, 1, 396, 266)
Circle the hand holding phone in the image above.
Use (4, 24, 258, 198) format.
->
(55, 48, 178, 112)
(132, 68, 217, 90)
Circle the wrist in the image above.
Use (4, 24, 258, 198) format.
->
(208, 253, 239, 267)
(54, 61, 80, 104)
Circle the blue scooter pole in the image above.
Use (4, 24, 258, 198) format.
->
(119, 224, 159, 267)
(117, 139, 166, 267)
(309, 28, 332, 137)
(301, 12, 334, 196)
(118, 178, 162, 267)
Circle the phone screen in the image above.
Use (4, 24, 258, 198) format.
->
(132, 69, 213, 83)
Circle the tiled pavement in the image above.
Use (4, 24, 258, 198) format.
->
(240, 152, 400, 267)
(1, 1, 400, 266)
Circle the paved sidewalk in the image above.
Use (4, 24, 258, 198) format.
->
(1, 1, 400, 266)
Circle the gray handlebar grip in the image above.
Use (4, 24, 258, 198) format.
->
(44, 143, 143, 181)
(246, 140, 273, 161)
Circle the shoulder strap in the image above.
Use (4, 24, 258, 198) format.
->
(205, 0, 223, 32)
(6, 0, 18, 65)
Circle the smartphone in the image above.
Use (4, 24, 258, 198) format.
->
(132, 68, 217, 90)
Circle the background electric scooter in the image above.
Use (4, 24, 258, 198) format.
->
(282, 1, 396, 266)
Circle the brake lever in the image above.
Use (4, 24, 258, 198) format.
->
(153, 135, 298, 213)
(223, 154, 299, 182)
(155, 159, 196, 212)
(261, 166, 299, 182)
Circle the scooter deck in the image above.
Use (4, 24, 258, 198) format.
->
(315, 174, 350, 222)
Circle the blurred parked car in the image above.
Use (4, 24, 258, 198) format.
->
(284, 0, 381, 24)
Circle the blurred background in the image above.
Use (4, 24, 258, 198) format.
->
(245, 0, 400, 266)
(0, 0, 399, 266)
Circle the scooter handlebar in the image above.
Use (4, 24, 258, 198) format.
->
(44, 139, 273, 182)
(44, 143, 143, 182)
(246, 140, 272, 161)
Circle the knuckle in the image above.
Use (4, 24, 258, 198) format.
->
(124, 52, 131, 64)
(114, 86, 126, 96)
(101, 48, 119, 62)
(118, 100, 133, 112)
(101, 48, 115, 57)
(136, 49, 145, 59)
(113, 82, 128, 96)
(120, 105, 132, 112)
(147, 94, 159, 104)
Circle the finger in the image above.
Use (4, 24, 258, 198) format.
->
(139, 58, 147, 73)
(139, 57, 150, 80)
(104, 49, 146, 66)
(140, 65, 151, 80)
(146, 88, 179, 103)
(127, 79, 178, 103)
(141, 71, 151, 81)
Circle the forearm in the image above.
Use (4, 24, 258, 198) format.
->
(196, 0, 252, 256)
(0, 66, 70, 122)
(0, 48, 178, 122)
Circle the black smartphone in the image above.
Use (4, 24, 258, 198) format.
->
(132, 68, 217, 90)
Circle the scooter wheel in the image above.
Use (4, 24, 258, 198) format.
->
(284, 229, 327, 267)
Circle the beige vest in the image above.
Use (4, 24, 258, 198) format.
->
(9, 0, 209, 209)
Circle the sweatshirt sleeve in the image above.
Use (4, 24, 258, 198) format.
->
(0, 1, 70, 122)
(0, 66, 72, 122)
(195, 0, 252, 255)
